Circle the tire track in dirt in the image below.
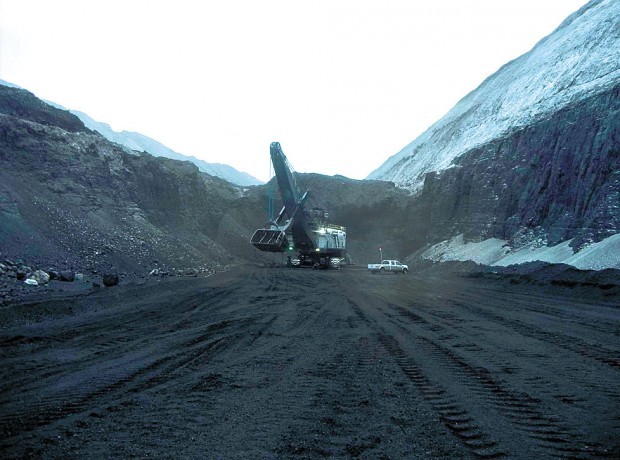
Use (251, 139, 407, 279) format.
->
(453, 301, 620, 370)
(0, 319, 242, 448)
(459, 283, 619, 334)
(344, 294, 489, 458)
(377, 332, 505, 458)
(413, 335, 604, 458)
(0, 270, 268, 452)
(231, 272, 469, 458)
(176, 270, 334, 457)
(382, 296, 617, 458)
(386, 285, 619, 398)
(347, 272, 620, 458)
(2, 268, 618, 458)
(402, 296, 620, 404)
(274, 280, 373, 456)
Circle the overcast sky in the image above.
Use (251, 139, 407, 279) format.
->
(0, 0, 588, 182)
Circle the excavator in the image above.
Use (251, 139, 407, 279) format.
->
(250, 142, 347, 268)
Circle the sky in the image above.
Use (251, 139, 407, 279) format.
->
(0, 0, 589, 182)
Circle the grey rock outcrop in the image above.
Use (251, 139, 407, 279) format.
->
(413, 85, 619, 251)
(365, 0, 620, 260)
(28, 270, 50, 285)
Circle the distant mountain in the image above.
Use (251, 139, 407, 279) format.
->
(71, 110, 263, 186)
(0, 79, 262, 187)
(369, 0, 619, 190)
(0, 78, 21, 89)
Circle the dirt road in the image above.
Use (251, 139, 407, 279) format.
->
(1, 267, 618, 458)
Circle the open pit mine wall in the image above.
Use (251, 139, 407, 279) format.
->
(0, 85, 267, 273)
(411, 84, 620, 253)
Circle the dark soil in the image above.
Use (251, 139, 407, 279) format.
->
(1, 267, 618, 458)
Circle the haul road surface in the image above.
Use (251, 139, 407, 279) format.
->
(0, 267, 618, 458)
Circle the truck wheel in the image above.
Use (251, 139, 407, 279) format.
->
(380, 267, 385, 273)
(403, 268, 408, 274)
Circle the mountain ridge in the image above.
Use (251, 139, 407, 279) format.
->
(0, 79, 262, 186)
(70, 110, 264, 186)
(368, 0, 619, 190)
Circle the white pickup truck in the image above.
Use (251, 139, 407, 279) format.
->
(368, 260, 409, 274)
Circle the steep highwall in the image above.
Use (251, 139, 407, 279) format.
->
(0, 89, 260, 273)
(415, 84, 620, 251)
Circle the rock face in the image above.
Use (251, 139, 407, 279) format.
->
(0, 86, 88, 134)
(414, 85, 620, 251)
(366, 0, 619, 258)
(0, 83, 416, 272)
(369, 0, 620, 190)
(0, 85, 267, 275)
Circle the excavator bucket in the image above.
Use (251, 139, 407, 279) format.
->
(250, 229, 289, 253)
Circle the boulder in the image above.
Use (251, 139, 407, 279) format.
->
(29, 270, 50, 285)
(24, 278, 38, 286)
(102, 274, 119, 287)
(59, 270, 75, 282)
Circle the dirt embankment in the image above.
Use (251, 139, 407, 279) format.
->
(1, 267, 618, 458)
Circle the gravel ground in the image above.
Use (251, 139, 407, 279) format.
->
(0, 266, 618, 458)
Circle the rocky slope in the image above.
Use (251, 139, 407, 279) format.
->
(0, 84, 416, 288)
(1, 67, 616, 299)
(414, 85, 620, 251)
(0, 78, 263, 187)
(369, 0, 619, 189)
(365, 0, 619, 266)
(0, 84, 267, 279)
